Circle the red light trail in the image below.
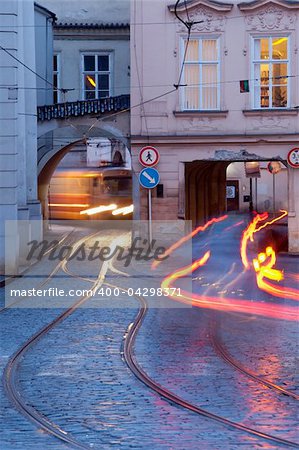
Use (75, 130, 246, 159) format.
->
(158, 211, 299, 321)
(152, 215, 227, 269)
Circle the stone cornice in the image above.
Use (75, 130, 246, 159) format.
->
(168, 0, 233, 13)
(238, 0, 299, 10)
(131, 134, 299, 145)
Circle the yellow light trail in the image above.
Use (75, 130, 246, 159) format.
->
(49, 203, 89, 208)
(112, 205, 134, 216)
(80, 204, 117, 216)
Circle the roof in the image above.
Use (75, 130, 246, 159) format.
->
(34, 2, 57, 21)
(55, 22, 130, 30)
(238, 0, 299, 8)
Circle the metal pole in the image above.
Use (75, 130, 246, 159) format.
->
(148, 189, 152, 249)
(255, 177, 258, 211)
(273, 173, 276, 214)
(249, 178, 253, 212)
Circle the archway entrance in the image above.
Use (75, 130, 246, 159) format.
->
(38, 136, 132, 221)
(185, 161, 229, 226)
(185, 159, 288, 227)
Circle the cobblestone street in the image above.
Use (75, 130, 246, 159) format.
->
(0, 218, 298, 449)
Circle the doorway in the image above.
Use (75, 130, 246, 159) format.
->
(226, 180, 239, 211)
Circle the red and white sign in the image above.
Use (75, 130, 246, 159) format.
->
(287, 148, 299, 168)
(139, 146, 160, 167)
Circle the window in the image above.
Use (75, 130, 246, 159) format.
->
(252, 37, 289, 108)
(53, 53, 61, 104)
(102, 177, 132, 196)
(181, 38, 220, 110)
(82, 54, 111, 100)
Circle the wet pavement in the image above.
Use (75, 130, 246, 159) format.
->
(0, 216, 298, 449)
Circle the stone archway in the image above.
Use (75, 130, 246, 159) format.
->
(185, 161, 229, 226)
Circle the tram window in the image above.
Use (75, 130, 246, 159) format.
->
(102, 176, 132, 195)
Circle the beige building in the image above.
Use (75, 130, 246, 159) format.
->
(130, 0, 299, 251)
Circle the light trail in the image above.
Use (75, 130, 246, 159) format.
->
(152, 215, 227, 269)
(112, 204, 134, 216)
(253, 247, 299, 301)
(49, 203, 89, 208)
(79, 204, 117, 215)
(240, 212, 268, 270)
(158, 212, 298, 320)
(161, 251, 298, 321)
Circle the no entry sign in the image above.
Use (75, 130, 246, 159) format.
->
(139, 146, 160, 167)
(287, 148, 299, 168)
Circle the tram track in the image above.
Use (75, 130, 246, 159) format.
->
(0, 228, 76, 313)
(3, 222, 298, 449)
(117, 281, 299, 448)
(0, 229, 73, 289)
(3, 230, 128, 450)
(210, 321, 299, 401)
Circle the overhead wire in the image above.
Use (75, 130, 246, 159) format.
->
(1, 73, 299, 93)
(94, 0, 196, 127)
(0, 44, 74, 95)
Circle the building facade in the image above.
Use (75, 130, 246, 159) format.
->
(130, 0, 299, 251)
(0, 1, 55, 272)
(36, 0, 130, 219)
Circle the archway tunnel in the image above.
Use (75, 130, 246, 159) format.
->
(185, 161, 230, 226)
(185, 159, 288, 227)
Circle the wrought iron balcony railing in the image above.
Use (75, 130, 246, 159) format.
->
(37, 94, 130, 122)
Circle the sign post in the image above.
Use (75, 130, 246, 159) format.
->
(139, 167, 160, 249)
(138, 147, 160, 249)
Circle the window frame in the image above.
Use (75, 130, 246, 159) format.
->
(250, 35, 290, 109)
(81, 52, 113, 100)
(53, 53, 61, 104)
(180, 36, 221, 111)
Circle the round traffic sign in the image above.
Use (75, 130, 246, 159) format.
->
(267, 161, 281, 174)
(139, 146, 160, 167)
(287, 148, 299, 168)
(139, 167, 160, 189)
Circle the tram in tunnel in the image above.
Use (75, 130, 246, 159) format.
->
(48, 166, 133, 220)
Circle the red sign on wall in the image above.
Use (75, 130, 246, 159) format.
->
(287, 148, 299, 168)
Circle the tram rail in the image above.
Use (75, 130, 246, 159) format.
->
(210, 321, 299, 401)
(117, 282, 299, 448)
(3, 231, 128, 449)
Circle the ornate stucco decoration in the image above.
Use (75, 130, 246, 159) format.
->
(250, 115, 290, 130)
(180, 117, 220, 131)
(238, 0, 299, 31)
(168, 0, 233, 32)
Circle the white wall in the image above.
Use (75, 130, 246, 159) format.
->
(52, 38, 130, 102)
(34, 6, 54, 106)
(0, 0, 43, 273)
(227, 161, 288, 212)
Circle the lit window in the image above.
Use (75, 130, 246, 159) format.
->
(82, 54, 111, 100)
(252, 37, 289, 109)
(53, 53, 61, 103)
(181, 38, 220, 110)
